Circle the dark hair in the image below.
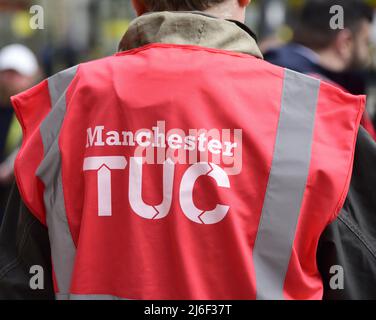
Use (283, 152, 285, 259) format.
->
(143, 0, 227, 11)
(294, 0, 374, 50)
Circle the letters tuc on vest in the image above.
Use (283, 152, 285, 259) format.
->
(11, 40, 365, 300)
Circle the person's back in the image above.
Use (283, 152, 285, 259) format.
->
(0, 1, 370, 300)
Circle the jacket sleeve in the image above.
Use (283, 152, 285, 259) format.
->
(0, 183, 54, 300)
(317, 126, 376, 300)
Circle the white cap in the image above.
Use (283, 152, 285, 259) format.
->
(0, 44, 38, 77)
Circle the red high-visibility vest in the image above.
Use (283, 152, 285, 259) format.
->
(12, 44, 365, 300)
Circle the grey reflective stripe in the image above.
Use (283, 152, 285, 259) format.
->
(36, 66, 78, 300)
(253, 69, 320, 300)
(47, 67, 78, 109)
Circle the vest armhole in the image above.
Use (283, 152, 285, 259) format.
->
(10, 80, 52, 226)
(330, 94, 366, 224)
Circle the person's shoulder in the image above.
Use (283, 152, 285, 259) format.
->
(318, 76, 366, 104)
(264, 44, 298, 63)
(264, 44, 316, 74)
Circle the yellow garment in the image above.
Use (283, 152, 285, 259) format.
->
(4, 115, 22, 157)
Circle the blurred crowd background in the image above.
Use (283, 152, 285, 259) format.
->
(1, 0, 376, 222)
(3, 0, 376, 81)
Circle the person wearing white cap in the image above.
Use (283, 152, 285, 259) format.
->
(0, 44, 39, 223)
(0, 44, 39, 77)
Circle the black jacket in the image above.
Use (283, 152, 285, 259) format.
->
(0, 127, 375, 300)
(0, 183, 54, 299)
(318, 127, 376, 299)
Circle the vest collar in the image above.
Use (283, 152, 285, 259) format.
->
(118, 11, 263, 59)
